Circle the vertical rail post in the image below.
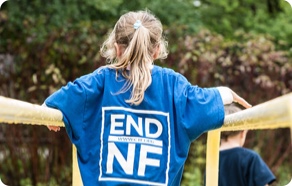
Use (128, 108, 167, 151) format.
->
(205, 129, 221, 186)
(289, 96, 292, 147)
(72, 145, 83, 186)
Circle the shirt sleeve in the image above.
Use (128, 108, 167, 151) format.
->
(175, 76, 225, 141)
(45, 79, 87, 144)
(216, 86, 233, 105)
(250, 152, 276, 185)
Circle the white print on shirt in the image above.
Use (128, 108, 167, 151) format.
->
(99, 107, 171, 186)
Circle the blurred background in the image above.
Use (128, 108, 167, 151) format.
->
(0, 0, 291, 185)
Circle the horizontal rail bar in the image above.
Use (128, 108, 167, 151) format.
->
(0, 96, 64, 127)
(222, 93, 292, 131)
(1, 93, 291, 131)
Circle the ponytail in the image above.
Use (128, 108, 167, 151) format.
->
(100, 10, 168, 105)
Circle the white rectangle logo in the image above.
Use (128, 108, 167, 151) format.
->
(99, 107, 171, 185)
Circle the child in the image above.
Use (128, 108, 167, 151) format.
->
(219, 105, 275, 186)
(45, 10, 251, 185)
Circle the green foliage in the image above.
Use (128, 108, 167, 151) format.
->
(169, 29, 291, 104)
(117, 0, 201, 33)
(276, 166, 292, 186)
(20, 178, 33, 186)
(181, 136, 207, 186)
(2, 0, 122, 41)
(199, 0, 292, 49)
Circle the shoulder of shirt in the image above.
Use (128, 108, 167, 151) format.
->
(221, 147, 258, 156)
(242, 147, 257, 154)
(71, 66, 111, 86)
(93, 66, 114, 74)
(241, 147, 260, 156)
(152, 65, 185, 79)
(220, 148, 261, 166)
(233, 147, 261, 160)
(77, 66, 113, 79)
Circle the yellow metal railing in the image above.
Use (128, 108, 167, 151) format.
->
(0, 93, 291, 186)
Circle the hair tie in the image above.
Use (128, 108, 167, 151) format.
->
(133, 20, 142, 30)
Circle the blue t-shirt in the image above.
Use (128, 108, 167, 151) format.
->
(45, 65, 224, 186)
(219, 147, 276, 186)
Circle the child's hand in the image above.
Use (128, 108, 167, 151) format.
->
(231, 90, 252, 109)
(42, 103, 61, 132)
(47, 126, 61, 132)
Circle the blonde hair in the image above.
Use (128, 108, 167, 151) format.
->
(100, 10, 168, 105)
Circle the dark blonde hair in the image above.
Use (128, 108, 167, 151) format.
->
(221, 105, 242, 141)
(100, 10, 168, 105)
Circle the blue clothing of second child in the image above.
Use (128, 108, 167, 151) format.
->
(219, 147, 276, 186)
